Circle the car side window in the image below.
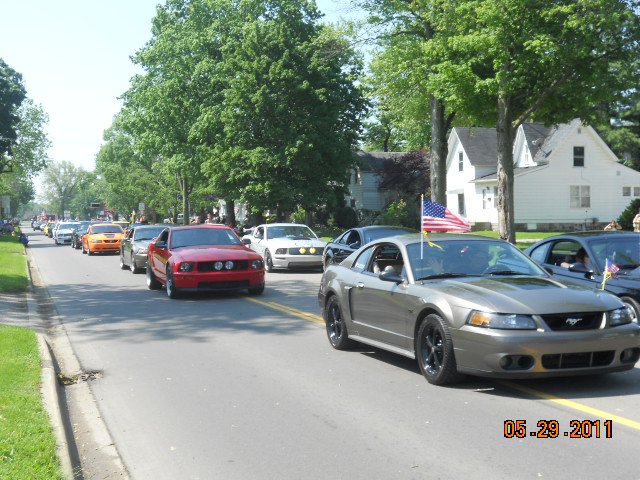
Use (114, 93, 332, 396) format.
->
(345, 231, 361, 246)
(337, 231, 351, 245)
(549, 241, 581, 268)
(369, 244, 404, 277)
(529, 242, 551, 264)
(158, 230, 169, 243)
(127, 229, 134, 240)
(353, 246, 375, 271)
(255, 227, 264, 239)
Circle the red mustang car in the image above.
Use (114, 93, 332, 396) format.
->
(146, 225, 265, 298)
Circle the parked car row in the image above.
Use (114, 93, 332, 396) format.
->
(42, 220, 640, 386)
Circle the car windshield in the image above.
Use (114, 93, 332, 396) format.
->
(171, 228, 242, 248)
(364, 228, 412, 243)
(58, 223, 76, 230)
(407, 239, 547, 279)
(135, 226, 166, 241)
(588, 236, 640, 276)
(91, 225, 124, 234)
(266, 225, 317, 240)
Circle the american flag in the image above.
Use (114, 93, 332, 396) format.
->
(422, 200, 471, 232)
(604, 258, 620, 276)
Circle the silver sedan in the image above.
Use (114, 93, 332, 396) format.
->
(318, 233, 640, 385)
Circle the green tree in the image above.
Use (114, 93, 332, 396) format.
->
(0, 58, 26, 173)
(426, 0, 640, 242)
(41, 161, 86, 217)
(198, 0, 366, 220)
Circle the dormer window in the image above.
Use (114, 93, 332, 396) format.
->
(458, 152, 463, 171)
(573, 146, 585, 167)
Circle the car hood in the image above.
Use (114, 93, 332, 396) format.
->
(265, 238, 326, 249)
(170, 245, 260, 262)
(426, 276, 622, 314)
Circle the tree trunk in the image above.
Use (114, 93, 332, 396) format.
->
(179, 175, 189, 225)
(429, 95, 447, 205)
(496, 96, 516, 244)
(225, 199, 236, 226)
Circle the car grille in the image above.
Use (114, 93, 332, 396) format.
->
(540, 313, 601, 331)
(541, 351, 615, 369)
(104, 240, 118, 243)
(287, 248, 322, 255)
(198, 280, 250, 290)
(197, 260, 249, 272)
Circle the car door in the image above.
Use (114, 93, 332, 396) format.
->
(335, 230, 361, 265)
(538, 239, 601, 290)
(149, 229, 171, 282)
(251, 226, 267, 256)
(348, 242, 412, 349)
(121, 227, 134, 261)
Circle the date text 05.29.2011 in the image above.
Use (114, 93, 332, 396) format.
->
(504, 419, 613, 439)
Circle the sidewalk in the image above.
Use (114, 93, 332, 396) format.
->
(1, 245, 128, 480)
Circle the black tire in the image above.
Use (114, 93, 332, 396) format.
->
(146, 266, 162, 290)
(119, 252, 128, 270)
(166, 268, 180, 299)
(248, 283, 265, 295)
(415, 314, 462, 385)
(81, 242, 86, 254)
(130, 254, 143, 274)
(264, 250, 273, 272)
(87, 246, 93, 256)
(620, 296, 640, 324)
(324, 295, 353, 350)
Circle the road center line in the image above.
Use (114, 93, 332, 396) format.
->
(245, 297, 324, 325)
(497, 380, 640, 431)
(246, 297, 640, 431)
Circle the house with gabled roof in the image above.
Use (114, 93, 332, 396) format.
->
(446, 119, 640, 230)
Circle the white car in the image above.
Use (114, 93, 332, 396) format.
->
(54, 222, 79, 245)
(242, 223, 326, 272)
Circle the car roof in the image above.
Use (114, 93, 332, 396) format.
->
(170, 224, 231, 231)
(535, 231, 639, 241)
(262, 223, 311, 227)
(372, 232, 504, 246)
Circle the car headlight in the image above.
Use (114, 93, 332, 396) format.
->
(607, 307, 633, 327)
(225, 261, 234, 270)
(91, 239, 101, 243)
(275, 248, 287, 255)
(214, 261, 224, 271)
(179, 262, 194, 272)
(134, 246, 148, 254)
(251, 259, 264, 269)
(467, 311, 537, 330)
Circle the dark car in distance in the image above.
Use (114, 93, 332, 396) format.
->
(70, 221, 93, 249)
(120, 224, 175, 273)
(322, 225, 415, 269)
(525, 231, 640, 323)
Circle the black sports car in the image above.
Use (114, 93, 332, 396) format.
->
(70, 221, 93, 249)
(525, 231, 640, 322)
(322, 225, 415, 269)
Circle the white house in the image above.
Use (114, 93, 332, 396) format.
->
(346, 151, 405, 211)
(446, 119, 640, 230)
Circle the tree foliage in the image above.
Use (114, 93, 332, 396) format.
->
(41, 161, 87, 217)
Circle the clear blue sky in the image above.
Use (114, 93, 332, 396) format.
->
(2, 0, 360, 192)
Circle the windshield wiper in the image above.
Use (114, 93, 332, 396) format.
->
(484, 270, 526, 276)
(416, 273, 472, 281)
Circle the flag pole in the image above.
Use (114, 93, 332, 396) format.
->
(420, 194, 424, 260)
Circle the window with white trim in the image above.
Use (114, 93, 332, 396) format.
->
(570, 185, 590, 208)
(493, 187, 498, 208)
(634, 187, 640, 197)
(623, 186, 631, 197)
(458, 152, 463, 172)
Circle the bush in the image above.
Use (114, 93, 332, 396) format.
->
(290, 207, 307, 224)
(334, 206, 358, 228)
(618, 198, 640, 230)
(380, 199, 420, 229)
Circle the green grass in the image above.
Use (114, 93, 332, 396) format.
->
(0, 326, 64, 480)
(0, 236, 28, 292)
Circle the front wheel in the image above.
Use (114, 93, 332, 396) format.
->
(130, 254, 143, 274)
(119, 252, 128, 270)
(146, 266, 161, 290)
(87, 246, 93, 256)
(81, 242, 86, 254)
(324, 295, 353, 350)
(166, 269, 180, 299)
(620, 296, 640, 324)
(264, 250, 274, 272)
(416, 314, 462, 385)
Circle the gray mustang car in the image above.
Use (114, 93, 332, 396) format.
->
(318, 233, 640, 385)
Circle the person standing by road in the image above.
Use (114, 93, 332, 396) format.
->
(633, 208, 640, 232)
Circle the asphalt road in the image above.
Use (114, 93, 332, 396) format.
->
(26, 227, 640, 480)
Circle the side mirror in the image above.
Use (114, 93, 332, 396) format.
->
(349, 242, 361, 249)
(155, 240, 167, 249)
(379, 269, 404, 284)
(242, 238, 251, 245)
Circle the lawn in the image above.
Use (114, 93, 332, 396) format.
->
(0, 235, 28, 292)
(0, 326, 64, 479)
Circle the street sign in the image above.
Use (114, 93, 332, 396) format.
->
(138, 202, 145, 213)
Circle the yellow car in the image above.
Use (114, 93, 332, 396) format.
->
(82, 223, 125, 255)
(43, 222, 56, 237)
